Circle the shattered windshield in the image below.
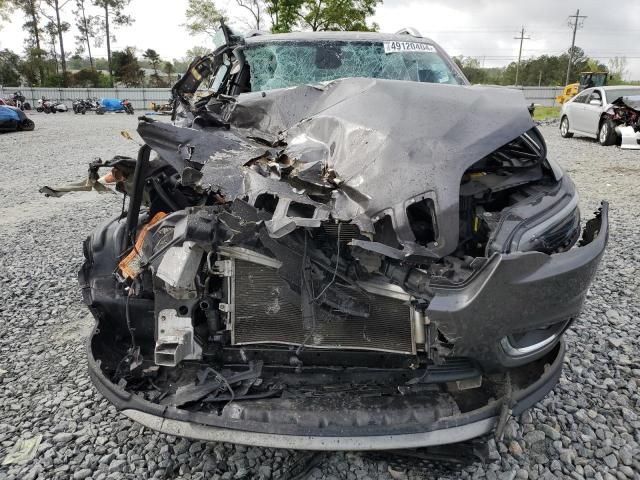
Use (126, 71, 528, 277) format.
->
(244, 40, 464, 91)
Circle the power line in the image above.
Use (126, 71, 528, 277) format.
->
(565, 9, 588, 84)
(514, 26, 530, 86)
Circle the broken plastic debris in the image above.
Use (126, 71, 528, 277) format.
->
(120, 130, 142, 146)
(1, 434, 42, 465)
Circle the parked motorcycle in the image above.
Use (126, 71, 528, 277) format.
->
(72, 98, 99, 114)
(96, 98, 135, 115)
(36, 97, 69, 114)
(2, 91, 31, 111)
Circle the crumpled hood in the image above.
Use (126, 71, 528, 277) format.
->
(138, 77, 534, 257)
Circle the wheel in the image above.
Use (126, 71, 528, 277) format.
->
(96, 107, 105, 115)
(51, 109, 56, 114)
(19, 119, 35, 131)
(560, 116, 573, 138)
(23, 103, 31, 110)
(81, 109, 86, 115)
(598, 119, 617, 146)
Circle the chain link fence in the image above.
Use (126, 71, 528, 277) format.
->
(0, 85, 565, 110)
(0, 86, 172, 110)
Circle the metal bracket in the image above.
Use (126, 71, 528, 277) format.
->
(154, 309, 202, 367)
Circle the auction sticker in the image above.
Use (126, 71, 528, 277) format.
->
(383, 41, 436, 53)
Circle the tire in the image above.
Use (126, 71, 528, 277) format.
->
(20, 119, 35, 131)
(24, 103, 31, 111)
(81, 109, 86, 115)
(51, 109, 56, 114)
(560, 116, 573, 138)
(598, 119, 617, 146)
(96, 107, 105, 115)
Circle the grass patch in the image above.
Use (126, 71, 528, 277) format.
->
(533, 106, 561, 121)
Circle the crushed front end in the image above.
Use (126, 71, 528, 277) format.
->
(606, 95, 640, 149)
(61, 76, 608, 450)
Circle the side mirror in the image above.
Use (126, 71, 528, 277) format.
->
(589, 99, 602, 106)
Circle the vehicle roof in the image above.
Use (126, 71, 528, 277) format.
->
(599, 86, 640, 91)
(244, 31, 438, 46)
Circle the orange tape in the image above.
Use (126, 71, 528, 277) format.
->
(118, 211, 168, 280)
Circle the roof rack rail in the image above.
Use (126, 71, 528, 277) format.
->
(395, 27, 422, 37)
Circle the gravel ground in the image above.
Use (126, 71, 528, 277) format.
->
(0, 112, 638, 480)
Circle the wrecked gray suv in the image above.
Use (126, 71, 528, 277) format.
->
(51, 28, 608, 450)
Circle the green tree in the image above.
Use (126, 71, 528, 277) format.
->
(0, 49, 22, 84)
(184, 0, 227, 37)
(13, 0, 47, 84)
(70, 67, 109, 86)
(266, 0, 300, 32)
(453, 56, 488, 84)
(0, 0, 10, 26)
(163, 61, 175, 84)
(295, 0, 380, 31)
(143, 48, 162, 86)
(186, 46, 210, 59)
(185, 0, 380, 36)
(112, 47, 144, 86)
(93, 0, 133, 86)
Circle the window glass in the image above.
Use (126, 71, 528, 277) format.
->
(573, 92, 589, 104)
(603, 88, 640, 103)
(244, 40, 464, 91)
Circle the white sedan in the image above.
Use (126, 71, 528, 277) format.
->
(559, 86, 640, 146)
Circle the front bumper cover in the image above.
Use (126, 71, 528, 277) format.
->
(86, 203, 607, 450)
(88, 329, 565, 450)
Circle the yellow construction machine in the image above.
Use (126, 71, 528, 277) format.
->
(556, 71, 608, 104)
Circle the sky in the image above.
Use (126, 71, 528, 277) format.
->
(1, 0, 639, 80)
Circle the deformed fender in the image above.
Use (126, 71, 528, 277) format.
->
(427, 202, 609, 369)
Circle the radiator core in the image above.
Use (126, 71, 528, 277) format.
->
(223, 253, 415, 355)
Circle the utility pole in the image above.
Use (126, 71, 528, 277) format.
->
(514, 26, 530, 86)
(565, 9, 587, 85)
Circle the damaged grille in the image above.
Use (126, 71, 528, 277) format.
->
(227, 257, 415, 354)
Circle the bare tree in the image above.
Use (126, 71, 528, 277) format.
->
(74, 0, 98, 69)
(93, 0, 133, 87)
(42, 0, 71, 85)
(235, 0, 264, 30)
(608, 56, 628, 82)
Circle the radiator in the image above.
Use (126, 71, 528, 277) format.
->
(218, 247, 415, 354)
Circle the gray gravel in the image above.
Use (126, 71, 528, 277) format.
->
(0, 112, 639, 480)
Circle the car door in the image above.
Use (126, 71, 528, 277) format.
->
(580, 89, 604, 136)
(570, 89, 593, 133)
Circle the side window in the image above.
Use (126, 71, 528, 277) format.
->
(589, 90, 602, 103)
(573, 92, 589, 104)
